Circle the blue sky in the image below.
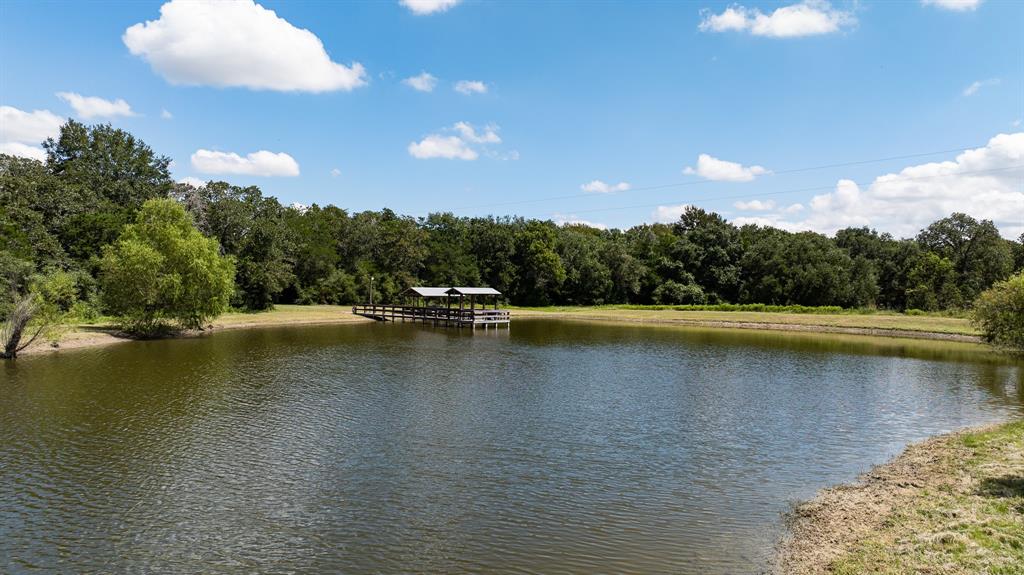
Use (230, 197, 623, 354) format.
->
(1, 0, 1022, 237)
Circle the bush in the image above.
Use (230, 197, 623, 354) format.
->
(100, 199, 235, 336)
(652, 281, 707, 305)
(972, 271, 1024, 352)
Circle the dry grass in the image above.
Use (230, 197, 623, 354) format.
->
(512, 307, 978, 338)
(780, 421, 1024, 574)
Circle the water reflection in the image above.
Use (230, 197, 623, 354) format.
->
(1, 320, 1021, 574)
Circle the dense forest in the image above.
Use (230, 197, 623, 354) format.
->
(3, 122, 1023, 319)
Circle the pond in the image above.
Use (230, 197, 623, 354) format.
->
(2, 319, 1022, 574)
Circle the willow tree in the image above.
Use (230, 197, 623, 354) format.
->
(100, 198, 235, 337)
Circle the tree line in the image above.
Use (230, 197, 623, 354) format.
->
(3, 121, 1023, 344)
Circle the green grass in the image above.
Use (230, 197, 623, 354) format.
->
(831, 421, 1024, 575)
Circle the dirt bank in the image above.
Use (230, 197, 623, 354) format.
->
(776, 421, 1024, 574)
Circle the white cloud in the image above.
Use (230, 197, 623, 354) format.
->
(0, 142, 47, 161)
(408, 135, 478, 160)
(124, 0, 366, 93)
(330, 168, 341, 177)
(161, 108, 173, 119)
(454, 80, 487, 95)
(453, 121, 501, 143)
(178, 176, 207, 187)
(0, 106, 64, 145)
(684, 153, 770, 182)
(400, 0, 461, 15)
(734, 199, 776, 211)
(408, 122, 506, 160)
(962, 78, 1000, 96)
(652, 204, 693, 224)
(554, 214, 608, 230)
(56, 92, 136, 119)
(699, 1, 855, 38)
(730, 132, 1024, 239)
(922, 0, 983, 11)
(581, 180, 631, 194)
(403, 72, 438, 92)
(191, 149, 300, 176)
(289, 202, 309, 213)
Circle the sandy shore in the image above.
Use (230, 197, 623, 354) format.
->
(513, 309, 981, 343)
(19, 305, 373, 357)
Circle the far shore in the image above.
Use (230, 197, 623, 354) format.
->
(17, 304, 982, 357)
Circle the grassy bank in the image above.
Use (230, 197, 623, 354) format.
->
(780, 420, 1024, 574)
(512, 305, 979, 339)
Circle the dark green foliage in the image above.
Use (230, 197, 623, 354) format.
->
(3, 122, 1019, 315)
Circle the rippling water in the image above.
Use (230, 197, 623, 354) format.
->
(2, 319, 1022, 573)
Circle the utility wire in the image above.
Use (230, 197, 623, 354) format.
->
(451, 145, 983, 212)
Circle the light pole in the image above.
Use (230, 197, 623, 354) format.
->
(369, 275, 374, 306)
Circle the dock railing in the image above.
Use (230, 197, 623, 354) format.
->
(352, 304, 510, 328)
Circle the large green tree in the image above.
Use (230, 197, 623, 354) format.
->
(916, 213, 1013, 303)
(100, 199, 234, 336)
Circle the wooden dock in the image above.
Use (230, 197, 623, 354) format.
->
(352, 304, 511, 329)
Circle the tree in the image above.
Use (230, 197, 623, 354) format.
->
(917, 213, 1013, 302)
(100, 199, 234, 336)
(905, 253, 962, 311)
(672, 207, 742, 302)
(972, 271, 1024, 352)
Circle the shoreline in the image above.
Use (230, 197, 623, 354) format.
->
(16, 305, 982, 357)
(776, 420, 1024, 574)
(512, 309, 981, 343)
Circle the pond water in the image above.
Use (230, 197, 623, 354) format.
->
(2, 319, 1022, 574)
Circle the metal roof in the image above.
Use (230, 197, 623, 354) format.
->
(447, 287, 502, 296)
(406, 287, 452, 297)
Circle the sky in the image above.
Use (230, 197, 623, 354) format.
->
(1, 0, 1022, 238)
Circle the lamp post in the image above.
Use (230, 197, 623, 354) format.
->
(369, 275, 375, 306)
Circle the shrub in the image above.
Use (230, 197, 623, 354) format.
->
(652, 281, 707, 305)
(100, 199, 235, 337)
(972, 271, 1024, 352)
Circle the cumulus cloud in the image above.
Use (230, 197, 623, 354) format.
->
(453, 122, 500, 144)
(728, 132, 1024, 239)
(0, 106, 64, 145)
(553, 214, 608, 230)
(408, 135, 478, 160)
(191, 149, 300, 177)
(161, 108, 173, 119)
(178, 176, 207, 187)
(454, 80, 487, 95)
(330, 167, 341, 177)
(0, 142, 48, 162)
(581, 180, 631, 194)
(733, 199, 776, 211)
(684, 153, 770, 181)
(403, 72, 438, 92)
(124, 0, 366, 92)
(699, 1, 855, 38)
(0, 105, 65, 160)
(922, 0, 982, 11)
(56, 92, 135, 119)
(408, 122, 505, 160)
(963, 78, 1000, 96)
(652, 204, 693, 224)
(400, 0, 461, 15)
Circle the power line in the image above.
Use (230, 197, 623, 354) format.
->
(451, 145, 983, 212)
(532, 165, 1024, 218)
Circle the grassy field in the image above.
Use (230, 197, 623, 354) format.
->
(825, 421, 1024, 575)
(512, 305, 978, 337)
